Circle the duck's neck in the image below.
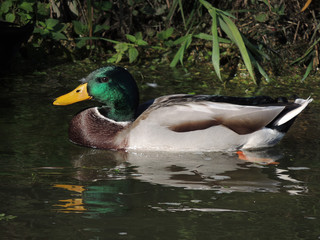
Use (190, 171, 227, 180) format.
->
(98, 103, 135, 122)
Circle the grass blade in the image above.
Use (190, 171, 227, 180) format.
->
(170, 45, 184, 67)
(220, 14, 255, 83)
(249, 52, 271, 82)
(178, 0, 186, 30)
(170, 34, 192, 67)
(291, 37, 320, 65)
(166, 0, 179, 26)
(301, 58, 314, 81)
(194, 33, 231, 43)
(218, 17, 235, 42)
(210, 9, 221, 80)
(242, 34, 270, 60)
(199, 0, 214, 11)
(77, 36, 120, 44)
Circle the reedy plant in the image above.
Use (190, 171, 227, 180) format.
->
(3, 0, 312, 83)
(290, 0, 319, 81)
(199, 0, 271, 83)
(169, 0, 270, 83)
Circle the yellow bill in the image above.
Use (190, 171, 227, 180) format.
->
(53, 83, 92, 105)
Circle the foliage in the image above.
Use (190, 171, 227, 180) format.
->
(0, 0, 319, 82)
(292, 36, 320, 82)
(200, 0, 257, 82)
(0, 213, 17, 221)
(291, 0, 319, 81)
(0, 0, 34, 23)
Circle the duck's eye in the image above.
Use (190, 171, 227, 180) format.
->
(97, 77, 110, 83)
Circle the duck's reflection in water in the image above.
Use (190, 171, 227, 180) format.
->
(53, 148, 307, 214)
(71, 148, 288, 192)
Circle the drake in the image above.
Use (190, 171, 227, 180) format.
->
(53, 66, 312, 151)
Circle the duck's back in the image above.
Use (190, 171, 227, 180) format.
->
(128, 94, 311, 151)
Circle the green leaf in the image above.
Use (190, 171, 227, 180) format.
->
(5, 13, 15, 22)
(78, 36, 120, 44)
(19, 2, 33, 12)
(1, 1, 12, 14)
(185, 35, 192, 48)
(210, 9, 221, 81)
(54, 22, 67, 32)
(180, 35, 192, 64)
(194, 33, 213, 41)
(51, 32, 67, 41)
(34, 26, 49, 36)
(170, 45, 184, 67)
(216, 9, 236, 19)
(218, 17, 235, 42)
(157, 28, 174, 40)
(249, 52, 271, 82)
(45, 19, 59, 30)
(107, 52, 123, 63)
(115, 52, 123, 63)
(126, 34, 136, 43)
(75, 39, 87, 48)
(37, 2, 50, 16)
(135, 32, 143, 40)
(255, 62, 270, 82)
(201, 0, 236, 19)
(291, 38, 320, 65)
(242, 34, 270, 60)
(194, 33, 231, 43)
(220, 14, 255, 83)
(136, 39, 148, 46)
(17, 12, 32, 24)
(93, 24, 109, 34)
(301, 60, 313, 82)
(100, 1, 112, 11)
(108, 53, 123, 63)
(73, 20, 88, 35)
(173, 35, 189, 45)
(38, 21, 46, 28)
(166, 0, 178, 26)
(255, 13, 269, 23)
(128, 47, 139, 63)
(178, 0, 186, 30)
(170, 34, 192, 67)
(115, 43, 128, 53)
(199, 0, 214, 11)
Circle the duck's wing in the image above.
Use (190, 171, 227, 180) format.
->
(135, 94, 310, 135)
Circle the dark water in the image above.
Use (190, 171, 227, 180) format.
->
(1, 63, 320, 239)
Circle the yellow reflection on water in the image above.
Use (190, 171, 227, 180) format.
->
(53, 184, 86, 213)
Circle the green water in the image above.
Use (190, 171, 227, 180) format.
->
(1, 63, 320, 239)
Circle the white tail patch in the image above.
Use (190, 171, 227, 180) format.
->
(275, 97, 313, 126)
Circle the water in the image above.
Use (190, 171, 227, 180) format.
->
(1, 63, 320, 239)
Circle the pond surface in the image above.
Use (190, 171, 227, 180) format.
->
(1, 63, 320, 239)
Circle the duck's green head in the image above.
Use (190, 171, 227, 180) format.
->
(53, 66, 140, 121)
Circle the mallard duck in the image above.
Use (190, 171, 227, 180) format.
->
(53, 66, 312, 151)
